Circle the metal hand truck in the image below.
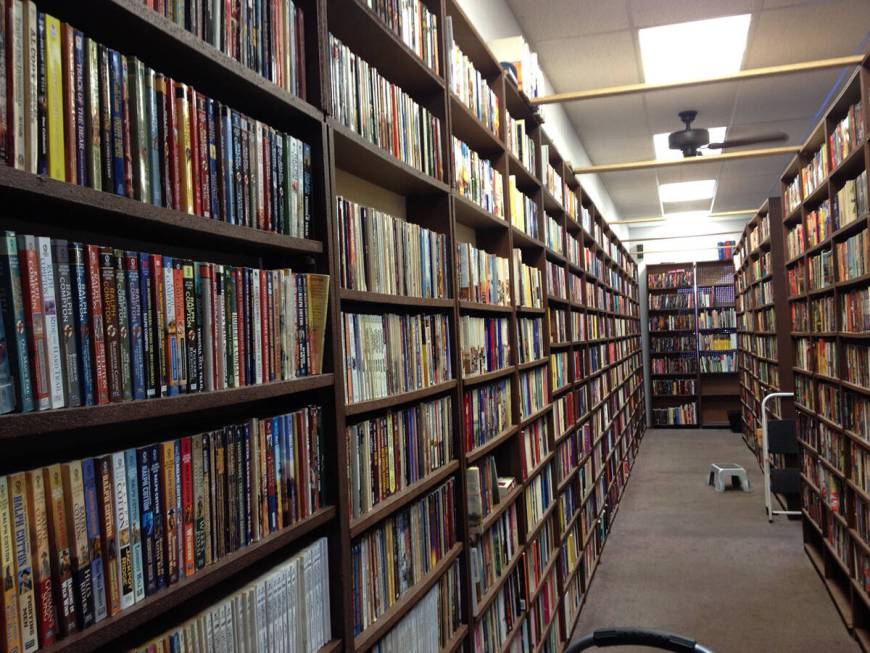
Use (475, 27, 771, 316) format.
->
(566, 627, 713, 652)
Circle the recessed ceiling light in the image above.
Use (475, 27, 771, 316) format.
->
(639, 14, 751, 84)
(659, 180, 717, 203)
(653, 127, 726, 161)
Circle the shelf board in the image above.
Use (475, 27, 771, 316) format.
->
(466, 425, 520, 464)
(349, 461, 460, 538)
(449, 92, 505, 156)
(511, 225, 546, 250)
(453, 193, 509, 231)
(472, 547, 524, 621)
(345, 379, 458, 417)
(479, 485, 523, 535)
(463, 366, 515, 387)
(330, 119, 450, 196)
(339, 288, 454, 309)
(459, 300, 514, 314)
(41, 506, 336, 653)
(353, 543, 463, 652)
(0, 374, 335, 442)
(507, 151, 542, 190)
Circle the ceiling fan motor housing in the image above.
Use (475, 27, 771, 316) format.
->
(669, 127, 710, 157)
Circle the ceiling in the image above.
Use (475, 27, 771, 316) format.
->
(506, 0, 870, 220)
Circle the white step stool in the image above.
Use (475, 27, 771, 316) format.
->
(708, 463, 750, 492)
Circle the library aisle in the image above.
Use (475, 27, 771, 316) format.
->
(569, 428, 858, 652)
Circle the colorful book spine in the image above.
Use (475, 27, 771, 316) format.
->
(0, 231, 33, 411)
(85, 245, 108, 405)
(37, 236, 64, 408)
(8, 473, 38, 652)
(123, 449, 145, 603)
(80, 458, 107, 622)
(0, 475, 23, 653)
(52, 239, 81, 407)
(110, 452, 134, 610)
(60, 461, 94, 630)
(125, 252, 146, 400)
(43, 14, 63, 181)
(25, 469, 59, 646)
(17, 234, 49, 410)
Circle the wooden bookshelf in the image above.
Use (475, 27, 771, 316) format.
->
(771, 53, 870, 650)
(0, 2, 647, 652)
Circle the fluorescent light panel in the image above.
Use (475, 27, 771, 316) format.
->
(658, 180, 717, 203)
(638, 14, 751, 84)
(653, 127, 727, 161)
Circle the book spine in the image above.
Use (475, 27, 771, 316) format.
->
(124, 253, 145, 400)
(120, 56, 133, 197)
(183, 262, 199, 393)
(160, 442, 178, 585)
(0, 476, 23, 653)
(84, 37, 100, 190)
(163, 256, 178, 396)
(0, 2, 7, 166)
(137, 253, 156, 399)
(97, 45, 113, 192)
(206, 97, 220, 219)
(107, 50, 125, 195)
(180, 436, 194, 577)
(17, 235, 50, 410)
(99, 248, 122, 402)
(7, 0, 24, 170)
(52, 239, 81, 408)
(173, 260, 186, 391)
(43, 14, 63, 180)
(188, 89, 201, 216)
(85, 245, 108, 405)
(303, 142, 312, 238)
(35, 11, 45, 175)
(44, 465, 76, 637)
(110, 453, 134, 610)
(94, 457, 120, 616)
(59, 462, 93, 631)
(135, 447, 157, 596)
(124, 449, 146, 603)
(0, 230, 33, 411)
(150, 254, 168, 396)
(25, 469, 59, 646)
(147, 445, 166, 591)
(196, 93, 210, 218)
(131, 58, 149, 203)
(60, 23, 75, 183)
(80, 458, 107, 622)
(201, 432, 213, 567)
(36, 236, 64, 408)
(194, 263, 205, 392)
(113, 251, 132, 401)
(68, 243, 92, 407)
(73, 30, 86, 185)
(172, 439, 183, 578)
(22, 1, 36, 173)
(192, 434, 205, 570)
(8, 473, 38, 652)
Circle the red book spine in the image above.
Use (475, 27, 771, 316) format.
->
(120, 57, 133, 198)
(234, 269, 245, 386)
(86, 245, 109, 405)
(17, 238, 50, 409)
(180, 436, 194, 577)
(196, 93, 210, 219)
(166, 78, 179, 210)
(61, 25, 77, 183)
(188, 89, 201, 217)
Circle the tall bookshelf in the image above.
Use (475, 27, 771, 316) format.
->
(0, 2, 645, 652)
(696, 260, 739, 427)
(734, 199, 796, 460)
(776, 53, 870, 650)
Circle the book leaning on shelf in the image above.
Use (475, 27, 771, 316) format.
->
(142, 0, 310, 100)
(341, 311, 452, 403)
(129, 538, 331, 653)
(346, 395, 453, 520)
(329, 34, 443, 180)
(0, 406, 324, 650)
(0, 231, 329, 414)
(0, 8, 314, 236)
(336, 196, 449, 299)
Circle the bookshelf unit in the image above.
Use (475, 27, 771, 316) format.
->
(776, 54, 870, 650)
(0, 2, 646, 653)
(734, 199, 796, 463)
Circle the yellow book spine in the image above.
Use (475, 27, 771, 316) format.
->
(8, 473, 37, 653)
(44, 15, 65, 182)
(0, 475, 22, 653)
(175, 84, 193, 214)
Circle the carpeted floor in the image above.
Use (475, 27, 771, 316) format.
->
(568, 428, 859, 653)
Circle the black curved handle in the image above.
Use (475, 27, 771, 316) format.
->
(567, 627, 711, 653)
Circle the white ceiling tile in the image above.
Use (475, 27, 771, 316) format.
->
(643, 82, 740, 134)
(629, 0, 760, 28)
(506, 0, 630, 41)
(534, 31, 641, 91)
(762, 0, 829, 8)
(582, 134, 656, 165)
(564, 94, 649, 138)
(731, 70, 842, 124)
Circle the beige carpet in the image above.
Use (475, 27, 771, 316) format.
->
(569, 428, 859, 653)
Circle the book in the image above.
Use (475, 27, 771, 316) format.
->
(0, 475, 23, 653)
(25, 468, 58, 646)
(8, 473, 38, 652)
(459, 316, 511, 378)
(79, 458, 106, 622)
(43, 13, 63, 180)
(0, 231, 33, 412)
(123, 450, 145, 603)
(59, 461, 93, 631)
(52, 239, 81, 408)
(37, 236, 64, 408)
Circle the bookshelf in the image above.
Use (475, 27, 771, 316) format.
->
(0, 2, 645, 652)
(775, 54, 870, 650)
(734, 199, 796, 464)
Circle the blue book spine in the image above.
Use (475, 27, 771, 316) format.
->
(81, 458, 108, 622)
(283, 414, 294, 524)
(69, 242, 94, 406)
(148, 445, 167, 590)
(0, 231, 33, 411)
(221, 106, 235, 225)
(206, 98, 220, 220)
(146, 68, 161, 207)
(124, 449, 146, 602)
(0, 302, 14, 413)
(272, 417, 281, 532)
(108, 50, 126, 196)
(125, 252, 146, 400)
(136, 447, 157, 596)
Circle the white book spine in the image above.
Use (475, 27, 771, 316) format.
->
(37, 236, 65, 408)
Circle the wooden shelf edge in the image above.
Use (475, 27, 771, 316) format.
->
(345, 379, 457, 417)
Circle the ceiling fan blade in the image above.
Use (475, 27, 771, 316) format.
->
(707, 133, 788, 149)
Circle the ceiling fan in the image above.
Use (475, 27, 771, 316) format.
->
(668, 110, 788, 157)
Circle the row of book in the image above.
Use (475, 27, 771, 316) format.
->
(829, 100, 865, 170)
(457, 243, 510, 306)
(652, 379, 695, 395)
(835, 228, 870, 281)
(649, 314, 695, 331)
(472, 566, 526, 653)
(545, 216, 564, 255)
(700, 352, 736, 373)
(0, 406, 324, 650)
(648, 269, 692, 289)
(506, 113, 535, 174)
(463, 378, 512, 452)
(835, 170, 869, 226)
(648, 291, 693, 309)
(346, 395, 453, 520)
(351, 479, 456, 634)
(470, 501, 520, 606)
(519, 365, 548, 419)
(0, 232, 329, 414)
(520, 418, 549, 480)
(365, 0, 442, 75)
(335, 196, 449, 299)
(128, 538, 331, 653)
(329, 35, 444, 180)
(806, 200, 834, 247)
(650, 335, 695, 353)
(650, 355, 696, 375)
(652, 402, 696, 426)
(802, 143, 828, 198)
(514, 251, 543, 308)
(466, 456, 509, 524)
(1, 7, 316, 236)
(460, 316, 511, 378)
(841, 286, 870, 333)
(786, 222, 806, 260)
(455, 137, 504, 216)
(697, 285, 734, 306)
(517, 317, 544, 364)
(143, 0, 309, 100)
(785, 175, 801, 213)
(341, 312, 452, 404)
(698, 308, 735, 329)
(700, 333, 737, 351)
(446, 19, 499, 135)
(509, 177, 539, 239)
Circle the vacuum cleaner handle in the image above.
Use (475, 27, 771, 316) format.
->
(566, 628, 714, 653)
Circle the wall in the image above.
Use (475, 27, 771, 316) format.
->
(627, 216, 749, 265)
(454, 0, 627, 240)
